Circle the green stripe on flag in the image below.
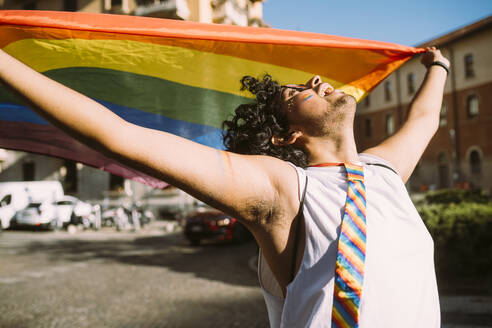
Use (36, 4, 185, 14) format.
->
(42, 67, 250, 129)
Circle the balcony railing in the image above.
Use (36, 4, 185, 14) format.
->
(135, 0, 190, 19)
(212, 0, 248, 26)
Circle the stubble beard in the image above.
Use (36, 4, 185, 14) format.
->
(304, 94, 356, 151)
(333, 93, 355, 109)
(315, 94, 356, 134)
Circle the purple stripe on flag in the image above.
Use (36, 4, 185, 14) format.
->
(0, 121, 168, 189)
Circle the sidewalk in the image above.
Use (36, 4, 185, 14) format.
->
(441, 295, 492, 327)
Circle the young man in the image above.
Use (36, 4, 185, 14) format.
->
(0, 46, 448, 327)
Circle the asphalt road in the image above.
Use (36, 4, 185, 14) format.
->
(1, 223, 491, 328)
(0, 223, 267, 328)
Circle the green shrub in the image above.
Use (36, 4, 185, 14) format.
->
(425, 188, 489, 205)
(417, 200, 492, 278)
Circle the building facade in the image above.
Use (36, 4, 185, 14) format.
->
(355, 15, 492, 193)
(0, 0, 265, 201)
(0, 0, 266, 26)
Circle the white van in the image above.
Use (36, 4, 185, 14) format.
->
(0, 181, 64, 230)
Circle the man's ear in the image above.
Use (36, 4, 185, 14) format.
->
(271, 131, 303, 146)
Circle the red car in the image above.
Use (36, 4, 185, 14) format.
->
(184, 208, 252, 246)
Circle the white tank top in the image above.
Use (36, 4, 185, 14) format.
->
(258, 153, 440, 327)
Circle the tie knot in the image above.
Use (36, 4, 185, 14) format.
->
(344, 163, 364, 182)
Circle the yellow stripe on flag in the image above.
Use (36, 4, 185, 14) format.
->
(4, 38, 367, 101)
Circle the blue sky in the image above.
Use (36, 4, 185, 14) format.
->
(263, 0, 492, 46)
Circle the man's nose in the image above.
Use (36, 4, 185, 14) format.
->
(307, 75, 322, 88)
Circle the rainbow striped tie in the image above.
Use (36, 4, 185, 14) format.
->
(331, 163, 367, 328)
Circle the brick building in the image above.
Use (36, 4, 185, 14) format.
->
(355, 15, 492, 193)
(0, 0, 266, 200)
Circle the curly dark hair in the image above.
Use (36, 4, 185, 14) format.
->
(222, 74, 308, 167)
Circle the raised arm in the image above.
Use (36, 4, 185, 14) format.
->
(0, 49, 300, 228)
(363, 47, 449, 183)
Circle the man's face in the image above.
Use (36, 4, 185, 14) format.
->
(279, 75, 356, 137)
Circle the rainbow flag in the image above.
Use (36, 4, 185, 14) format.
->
(0, 10, 423, 188)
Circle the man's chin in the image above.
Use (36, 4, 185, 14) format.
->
(333, 93, 356, 108)
(345, 93, 357, 102)
(347, 94, 358, 107)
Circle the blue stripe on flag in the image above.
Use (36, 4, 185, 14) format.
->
(0, 100, 225, 149)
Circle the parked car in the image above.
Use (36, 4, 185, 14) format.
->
(0, 181, 63, 230)
(53, 195, 99, 229)
(0, 181, 63, 229)
(184, 207, 252, 246)
(14, 201, 58, 230)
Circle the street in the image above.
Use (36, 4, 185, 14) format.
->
(0, 223, 268, 328)
(1, 223, 492, 328)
